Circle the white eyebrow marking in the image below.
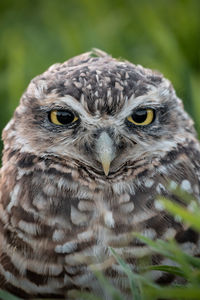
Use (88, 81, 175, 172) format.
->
(117, 88, 162, 120)
(58, 95, 90, 116)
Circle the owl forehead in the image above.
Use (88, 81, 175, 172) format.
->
(30, 55, 165, 116)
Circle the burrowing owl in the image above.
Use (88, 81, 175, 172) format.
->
(0, 49, 200, 299)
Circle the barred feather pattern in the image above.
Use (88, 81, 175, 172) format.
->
(0, 49, 200, 299)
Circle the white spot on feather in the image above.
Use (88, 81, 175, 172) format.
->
(112, 181, 135, 195)
(70, 205, 88, 226)
(55, 241, 77, 254)
(132, 211, 157, 224)
(18, 220, 40, 235)
(0, 204, 8, 223)
(104, 211, 115, 228)
(154, 200, 164, 211)
(162, 228, 176, 239)
(119, 194, 130, 204)
(52, 229, 65, 242)
(169, 181, 177, 190)
(107, 88, 111, 98)
(7, 184, 20, 212)
(77, 230, 93, 241)
(144, 179, 154, 188)
(78, 200, 95, 211)
(3, 119, 14, 132)
(141, 228, 156, 239)
(180, 179, 192, 194)
(115, 82, 123, 91)
(120, 202, 134, 214)
(29, 80, 47, 99)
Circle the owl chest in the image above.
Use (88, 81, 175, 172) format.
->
(38, 177, 160, 259)
(38, 179, 168, 296)
(39, 178, 149, 234)
(1, 170, 194, 296)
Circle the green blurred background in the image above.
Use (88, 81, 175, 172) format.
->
(0, 0, 200, 157)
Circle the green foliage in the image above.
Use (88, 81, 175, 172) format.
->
(0, 290, 21, 300)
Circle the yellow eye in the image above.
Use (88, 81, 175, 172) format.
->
(49, 110, 78, 125)
(127, 109, 155, 126)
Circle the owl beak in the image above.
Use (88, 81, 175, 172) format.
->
(100, 152, 112, 176)
(95, 131, 116, 176)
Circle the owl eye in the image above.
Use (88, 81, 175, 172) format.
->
(127, 109, 155, 126)
(49, 110, 78, 125)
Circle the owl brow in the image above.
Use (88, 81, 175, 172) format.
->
(117, 103, 164, 121)
(122, 93, 165, 112)
(37, 94, 82, 111)
(132, 103, 165, 110)
(38, 104, 82, 117)
(40, 104, 76, 112)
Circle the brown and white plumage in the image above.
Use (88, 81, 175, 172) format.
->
(0, 49, 200, 299)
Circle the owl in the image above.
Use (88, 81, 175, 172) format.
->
(0, 49, 200, 299)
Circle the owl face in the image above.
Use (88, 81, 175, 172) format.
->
(4, 50, 195, 180)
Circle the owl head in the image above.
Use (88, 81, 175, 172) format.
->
(3, 49, 196, 181)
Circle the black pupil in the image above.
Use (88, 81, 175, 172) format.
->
(132, 109, 148, 123)
(56, 110, 75, 124)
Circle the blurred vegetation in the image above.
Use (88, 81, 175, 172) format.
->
(0, 0, 200, 156)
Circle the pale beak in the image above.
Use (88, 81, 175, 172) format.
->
(95, 131, 116, 176)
